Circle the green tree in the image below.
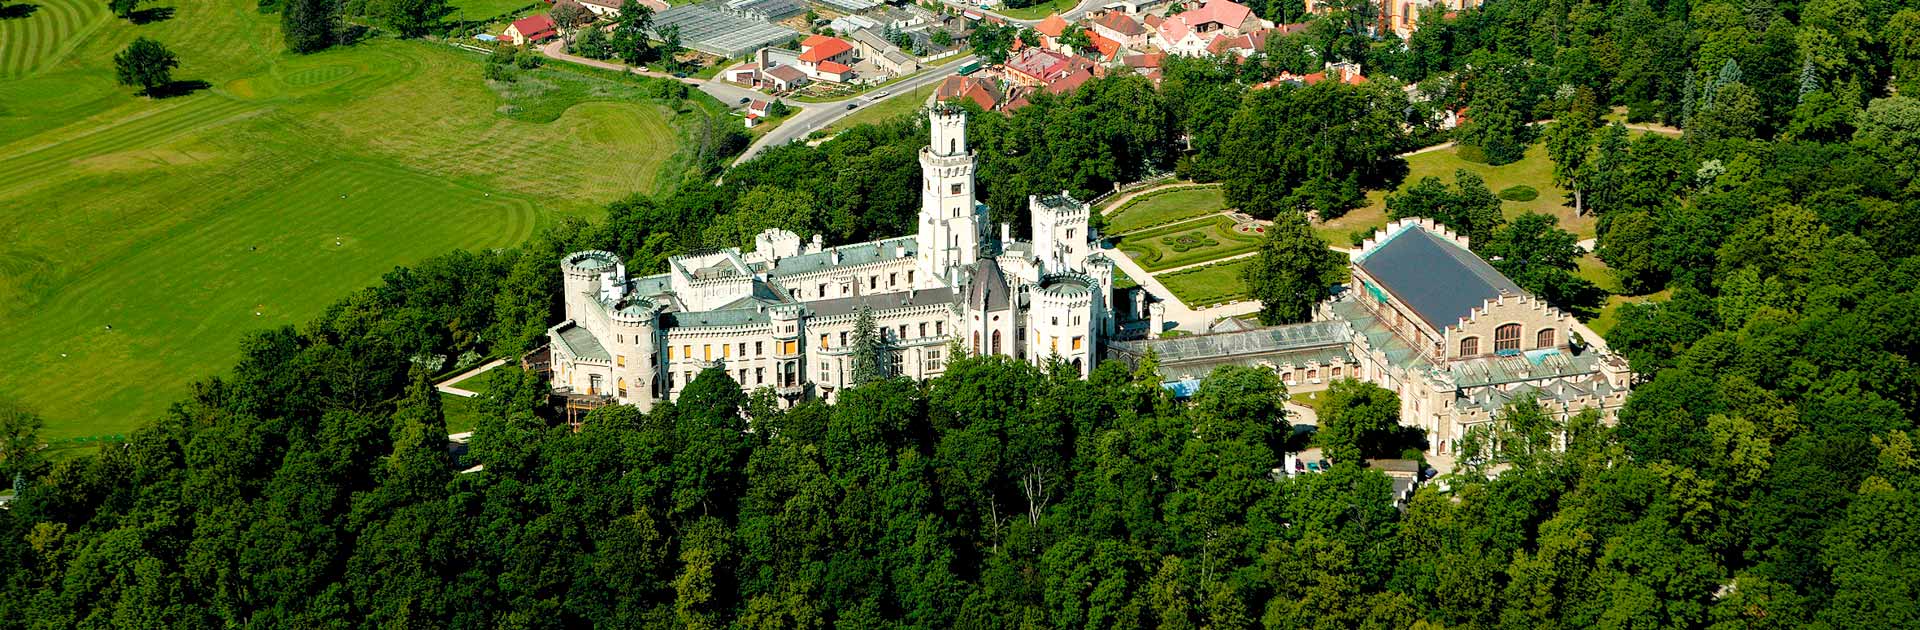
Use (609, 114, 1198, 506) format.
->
(106, 0, 141, 19)
(1457, 57, 1533, 165)
(1316, 378, 1400, 462)
(380, 0, 451, 37)
(1543, 88, 1601, 214)
(1484, 212, 1604, 314)
(0, 398, 46, 483)
(112, 37, 179, 96)
(282, 0, 342, 53)
(575, 24, 611, 59)
(1243, 212, 1345, 325)
(551, 0, 590, 30)
(850, 306, 888, 386)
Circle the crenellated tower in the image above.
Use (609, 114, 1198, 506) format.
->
(918, 105, 985, 287)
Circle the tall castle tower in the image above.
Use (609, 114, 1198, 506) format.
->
(918, 106, 983, 287)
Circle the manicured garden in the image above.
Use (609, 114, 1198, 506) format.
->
(1104, 185, 1227, 234)
(0, 0, 717, 438)
(1159, 259, 1254, 308)
(1313, 141, 1591, 245)
(1118, 215, 1264, 272)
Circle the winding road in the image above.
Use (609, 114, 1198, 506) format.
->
(538, 40, 977, 166)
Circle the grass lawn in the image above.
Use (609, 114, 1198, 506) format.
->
(1118, 215, 1263, 272)
(0, 1, 717, 439)
(996, 0, 1076, 20)
(1105, 185, 1227, 234)
(447, 0, 538, 22)
(1159, 259, 1254, 307)
(1314, 141, 1594, 245)
(823, 84, 936, 134)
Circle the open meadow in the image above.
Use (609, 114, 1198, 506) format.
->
(0, 0, 719, 439)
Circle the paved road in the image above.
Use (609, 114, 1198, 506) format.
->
(732, 54, 978, 166)
(537, 41, 976, 166)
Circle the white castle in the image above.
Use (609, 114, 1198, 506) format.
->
(547, 106, 1114, 410)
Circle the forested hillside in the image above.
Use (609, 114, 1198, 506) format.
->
(4, 0, 1920, 626)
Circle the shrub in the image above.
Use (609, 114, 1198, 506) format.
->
(1498, 185, 1538, 202)
(1163, 231, 1219, 252)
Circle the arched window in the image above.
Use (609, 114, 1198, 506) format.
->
(1331, 366, 1342, 379)
(972, 331, 980, 354)
(949, 138, 957, 154)
(1537, 328, 1556, 348)
(1071, 358, 1083, 373)
(1494, 324, 1521, 352)
(1459, 336, 1479, 356)
(991, 330, 1002, 355)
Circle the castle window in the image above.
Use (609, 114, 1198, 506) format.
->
(667, 372, 675, 389)
(682, 345, 692, 360)
(949, 138, 957, 154)
(840, 331, 848, 346)
(972, 331, 980, 353)
(1537, 328, 1556, 348)
(919, 322, 928, 337)
(926, 348, 943, 371)
(723, 345, 731, 358)
(1459, 337, 1478, 356)
(908, 271, 915, 284)
(869, 276, 877, 290)
(818, 283, 826, 297)
(1072, 336, 1082, 350)
(1495, 324, 1521, 352)
(1332, 366, 1342, 379)
(738, 342, 746, 356)
(755, 341, 763, 355)
(1307, 369, 1318, 381)
(897, 324, 906, 339)
(889, 273, 897, 286)
(936, 321, 944, 335)
(992, 330, 1002, 355)
(1066, 229, 1074, 240)
(617, 355, 626, 367)
(1282, 371, 1295, 385)
(616, 334, 623, 344)
(820, 334, 829, 349)
(668, 346, 675, 360)
(950, 183, 962, 195)
(756, 367, 764, 384)
(617, 378, 626, 398)
(704, 345, 712, 361)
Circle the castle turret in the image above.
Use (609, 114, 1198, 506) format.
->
(562, 250, 622, 322)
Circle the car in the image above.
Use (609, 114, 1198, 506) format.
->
(672, 72, 688, 78)
(846, 103, 858, 110)
(739, 97, 750, 104)
(874, 90, 890, 98)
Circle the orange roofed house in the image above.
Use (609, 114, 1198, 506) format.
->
(1152, 0, 1270, 57)
(796, 35, 857, 82)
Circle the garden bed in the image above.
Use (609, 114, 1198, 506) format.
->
(1118, 215, 1264, 272)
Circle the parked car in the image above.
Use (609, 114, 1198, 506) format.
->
(739, 97, 750, 104)
(846, 103, 858, 110)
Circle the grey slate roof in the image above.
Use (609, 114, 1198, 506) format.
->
(771, 237, 916, 277)
(968, 258, 1011, 311)
(1356, 227, 1521, 330)
(808, 287, 955, 318)
(556, 324, 610, 361)
(1109, 320, 1349, 363)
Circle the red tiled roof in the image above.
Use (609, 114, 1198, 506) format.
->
(799, 36, 853, 63)
(1094, 11, 1144, 36)
(1005, 47, 1072, 81)
(510, 14, 558, 41)
(1045, 68, 1093, 94)
(1123, 53, 1164, 68)
(1143, 14, 1163, 27)
(1087, 32, 1122, 59)
(1035, 14, 1070, 37)
(1183, 0, 1252, 28)
(817, 60, 852, 74)
(765, 65, 806, 83)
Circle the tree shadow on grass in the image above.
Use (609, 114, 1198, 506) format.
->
(0, 3, 39, 18)
(127, 6, 173, 24)
(146, 79, 209, 99)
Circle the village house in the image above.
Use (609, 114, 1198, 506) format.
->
(1090, 10, 1148, 49)
(796, 34, 857, 82)
(1152, 0, 1270, 57)
(847, 28, 920, 76)
(935, 75, 1002, 110)
(1305, 0, 1482, 38)
(505, 14, 559, 46)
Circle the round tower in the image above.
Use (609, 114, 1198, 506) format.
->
(1031, 271, 1098, 376)
(561, 250, 621, 322)
(608, 296, 663, 410)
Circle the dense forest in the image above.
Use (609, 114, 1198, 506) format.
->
(5, 0, 1920, 626)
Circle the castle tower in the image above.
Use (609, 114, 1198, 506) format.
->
(561, 251, 622, 323)
(1030, 192, 1092, 274)
(918, 105, 983, 287)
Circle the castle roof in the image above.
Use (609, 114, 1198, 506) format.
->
(809, 286, 956, 318)
(770, 236, 916, 277)
(555, 323, 610, 361)
(967, 258, 1011, 311)
(1355, 225, 1521, 331)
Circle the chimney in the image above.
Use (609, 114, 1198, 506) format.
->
(1001, 222, 1011, 243)
(831, 249, 841, 265)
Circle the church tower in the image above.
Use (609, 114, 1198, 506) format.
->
(917, 105, 983, 287)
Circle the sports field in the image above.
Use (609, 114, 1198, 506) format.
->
(0, 0, 716, 438)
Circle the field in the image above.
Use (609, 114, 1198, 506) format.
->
(1159, 259, 1254, 307)
(1117, 215, 1264, 272)
(823, 84, 936, 135)
(447, 0, 538, 22)
(1314, 141, 1591, 245)
(0, 0, 717, 438)
(1104, 185, 1227, 235)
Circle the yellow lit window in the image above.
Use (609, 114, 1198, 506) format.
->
(820, 333, 829, 349)
(617, 355, 626, 367)
(723, 345, 731, 358)
(1071, 337, 1082, 350)
(782, 340, 797, 354)
(682, 345, 691, 359)
(703, 345, 711, 361)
